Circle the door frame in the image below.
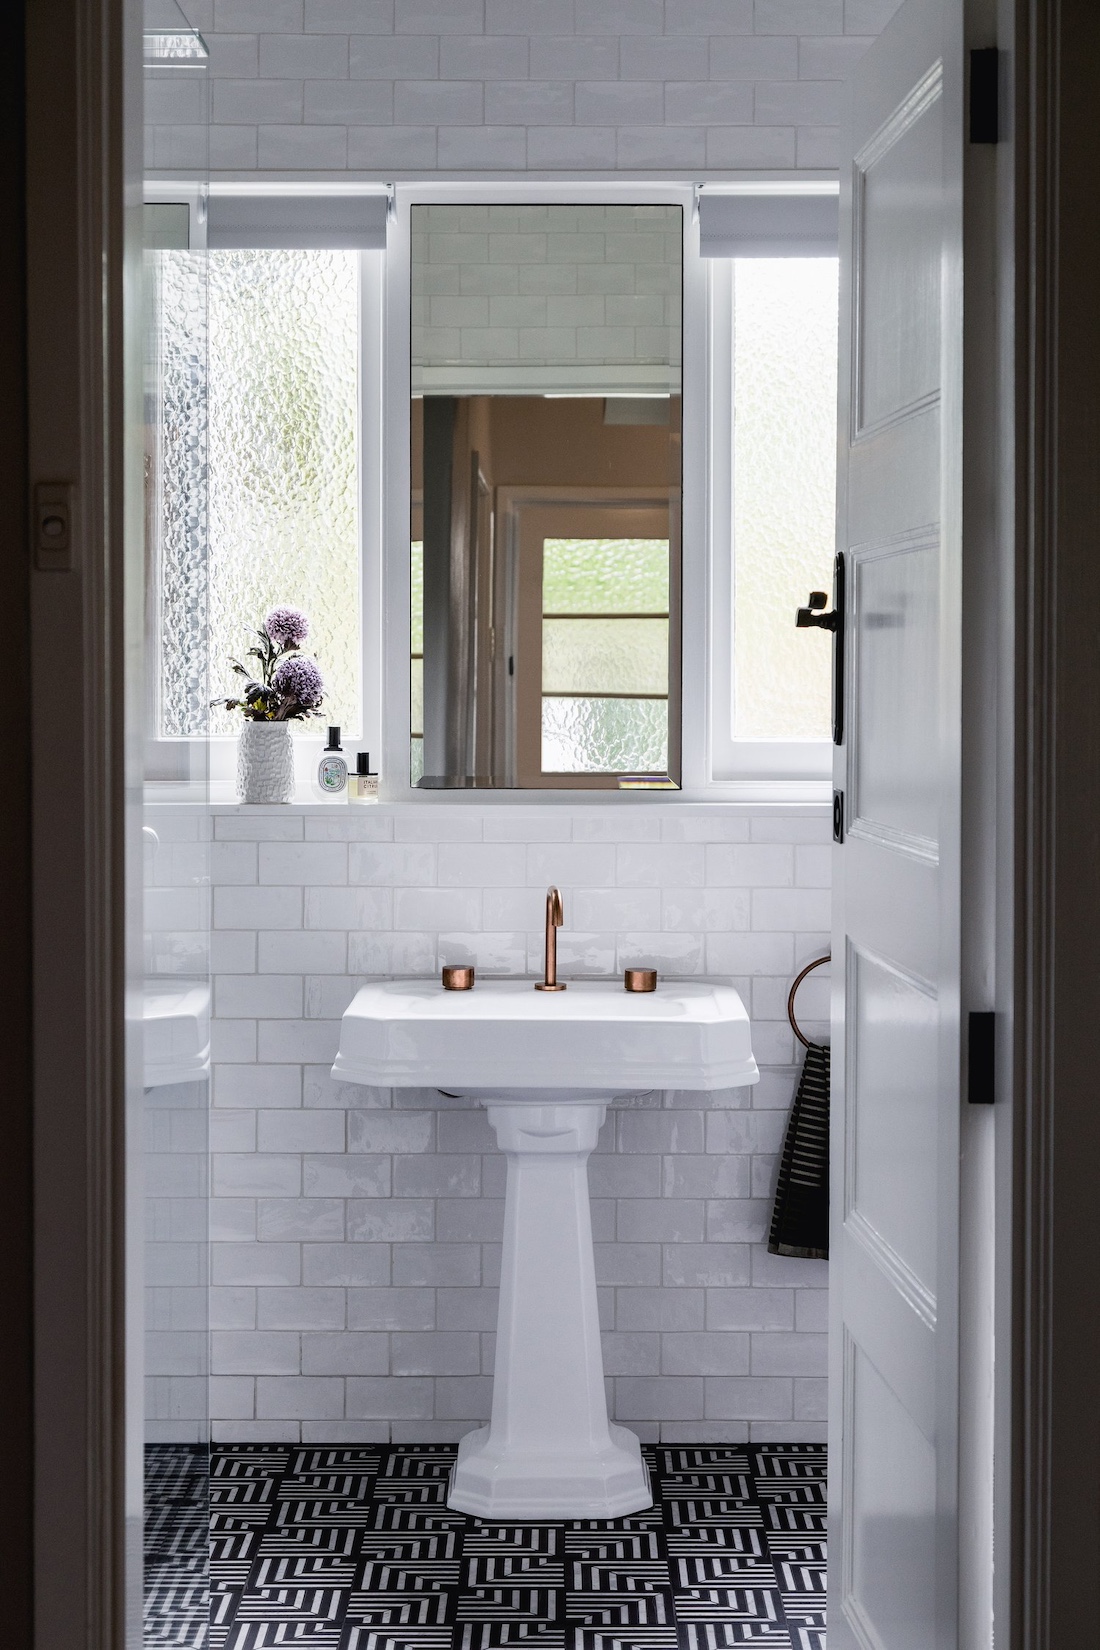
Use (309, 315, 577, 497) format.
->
(14, 0, 1100, 1645)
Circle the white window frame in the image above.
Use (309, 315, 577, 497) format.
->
(143, 177, 839, 805)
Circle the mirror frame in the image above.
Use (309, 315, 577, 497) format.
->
(381, 180, 708, 803)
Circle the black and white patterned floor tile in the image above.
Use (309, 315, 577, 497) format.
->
(145, 1442, 826, 1650)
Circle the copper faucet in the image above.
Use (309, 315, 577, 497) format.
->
(534, 885, 566, 991)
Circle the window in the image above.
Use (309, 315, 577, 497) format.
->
(700, 189, 840, 786)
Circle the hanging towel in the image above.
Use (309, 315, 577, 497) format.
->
(768, 1041, 830, 1259)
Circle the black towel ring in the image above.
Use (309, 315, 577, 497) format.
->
(787, 954, 831, 1050)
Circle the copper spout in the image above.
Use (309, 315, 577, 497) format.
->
(534, 885, 567, 991)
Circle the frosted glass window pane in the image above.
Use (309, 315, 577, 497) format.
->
(153, 250, 210, 737)
(410, 658, 423, 737)
(542, 697, 668, 773)
(543, 619, 668, 695)
(410, 540, 424, 654)
(204, 250, 360, 736)
(543, 539, 668, 614)
(732, 259, 838, 741)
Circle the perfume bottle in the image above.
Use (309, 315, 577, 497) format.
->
(315, 726, 348, 800)
(349, 751, 379, 804)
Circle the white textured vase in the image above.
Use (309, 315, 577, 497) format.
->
(237, 720, 294, 804)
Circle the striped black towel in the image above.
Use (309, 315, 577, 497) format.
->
(768, 1041, 829, 1259)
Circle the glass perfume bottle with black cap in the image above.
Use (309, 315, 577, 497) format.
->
(315, 726, 348, 799)
(349, 751, 379, 804)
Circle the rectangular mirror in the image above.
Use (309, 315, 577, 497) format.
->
(410, 203, 682, 789)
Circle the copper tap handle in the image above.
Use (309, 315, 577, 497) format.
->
(535, 885, 567, 990)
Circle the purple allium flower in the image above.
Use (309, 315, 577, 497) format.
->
(264, 606, 310, 648)
(272, 654, 324, 709)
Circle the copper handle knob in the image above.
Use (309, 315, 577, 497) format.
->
(624, 968, 657, 993)
(442, 965, 475, 991)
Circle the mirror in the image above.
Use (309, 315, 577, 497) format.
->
(410, 203, 682, 789)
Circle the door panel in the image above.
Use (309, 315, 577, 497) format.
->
(830, 0, 963, 1644)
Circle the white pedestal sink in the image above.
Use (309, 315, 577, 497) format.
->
(332, 978, 758, 1520)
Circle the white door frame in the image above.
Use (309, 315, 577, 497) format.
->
(17, 0, 1100, 1645)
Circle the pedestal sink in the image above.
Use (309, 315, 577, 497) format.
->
(332, 978, 758, 1520)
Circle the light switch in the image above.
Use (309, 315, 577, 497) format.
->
(34, 482, 74, 571)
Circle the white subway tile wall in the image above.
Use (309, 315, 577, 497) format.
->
(145, 801, 830, 1444)
(145, 0, 903, 175)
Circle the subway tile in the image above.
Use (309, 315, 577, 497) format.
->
(620, 35, 708, 79)
(617, 1110, 703, 1154)
(214, 1064, 302, 1110)
(666, 80, 754, 123)
(393, 1155, 481, 1199)
(796, 1288, 829, 1333)
(213, 1154, 301, 1198)
(615, 1200, 705, 1245)
(257, 1198, 346, 1241)
(664, 1156, 750, 1199)
(259, 842, 347, 886)
(304, 813, 394, 841)
(706, 1287, 794, 1330)
(706, 932, 794, 975)
(617, 843, 704, 888)
(705, 1198, 770, 1243)
(486, 0, 574, 31)
(617, 933, 705, 974)
(794, 1376, 828, 1420)
(209, 1112, 257, 1154)
(393, 1243, 480, 1286)
(346, 1374, 432, 1417)
(211, 1021, 257, 1064)
(573, 0, 664, 32)
(705, 1110, 787, 1154)
(754, 0, 843, 31)
(594, 1243, 662, 1285)
(257, 1288, 345, 1329)
(486, 82, 574, 125)
(211, 931, 257, 973)
(394, 0, 483, 31)
(256, 1375, 345, 1418)
(751, 1332, 827, 1377)
(304, 886, 393, 930)
(302, 0, 391, 25)
(304, 1155, 391, 1198)
(438, 932, 528, 974)
(215, 813, 303, 840)
(844, 0, 904, 28)
(211, 841, 258, 884)
(615, 1377, 704, 1420)
(257, 1110, 345, 1153)
(305, 80, 394, 122)
(588, 1156, 661, 1200)
(436, 1288, 499, 1332)
(350, 34, 438, 77)
(706, 844, 794, 887)
(662, 887, 749, 932)
(206, 33, 260, 76)
(526, 842, 616, 888)
(348, 931, 437, 974)
(528, 127, 621, 169)
(666, 0, 753, 29)
(210, 1375, 255, 1418)
(435, 1199, 505, 1243)
(439, 126, 529, 168)
(616, 1287, 704, 1332)
(440, 35, 528, 78)
(302, 1243, 391, 1287)
(704, 1376, 793, 1420)
(433, 1378, 493, 1421)
(662, 1243, 752, 1288)
(709, 34, 797, 77)
(212, 1331, 300, 1375)
(209, 1200, 257, 1242)
(215, 885, 303, 930)
(603, 1332, 660, 1375)
(349, 842, 436, 886)
(348, 1287, 435, 1330)
(482, 812, 573, 842)
(349, 1110, 434, 1153)
(256, 1013, 341, 1066)
(260, 32, 348, 76)
(617, 126, 707, 167)
(750, 811, 831, 843)
(705, 124, 798, 166)
(754, 79, 842, 126)
(662, 1332, 750, 1375)
(799, 33, 875, 76)
(528, 36, 620, 78)
(751, 1248, 829, 1288)
(347, 1199, 435, 1242)
(216, 974, 302, 1019)
(211, 79, 303, 124)
(302, 1332, 389, 1375)
(392, 1332, 480, 1376)
(210, 1286, 257, 1329)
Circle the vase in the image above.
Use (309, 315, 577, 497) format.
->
(237, 720, 295, 804)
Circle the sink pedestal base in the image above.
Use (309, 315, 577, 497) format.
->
(448, 1097, 651, 1521)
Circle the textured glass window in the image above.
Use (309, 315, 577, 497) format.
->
(193, 250, 360, 736)
(541, 536, 670, 775)
(410, 538, 423, 782)
(732, 259, 838, 741)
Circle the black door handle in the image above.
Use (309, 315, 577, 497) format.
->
(795, 554, 845, 745)
(796, 591, 839, 631)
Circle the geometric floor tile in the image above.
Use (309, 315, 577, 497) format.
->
(145, 1443, 827, 1650)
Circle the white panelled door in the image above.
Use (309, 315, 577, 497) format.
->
(829, 0, 964, 1645)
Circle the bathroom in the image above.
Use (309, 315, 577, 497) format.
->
(136, 0, 987, 1644)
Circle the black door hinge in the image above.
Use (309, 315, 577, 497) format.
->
(968, 1011, 996, 1104)
(832, 789, 844, 844)
(969, 48, 1000, 143)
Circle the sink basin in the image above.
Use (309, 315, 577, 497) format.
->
(332, 975, 758, 1521)
(142, 978, 210, 1089)
(332, 977, 758, 1094)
